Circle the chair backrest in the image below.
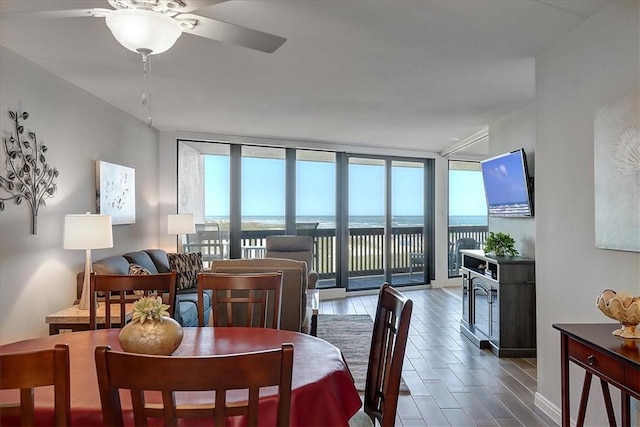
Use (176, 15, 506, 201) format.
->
(95, 343, 294, 426)
(89, 271, 177, 330)
(197, 272, 283, 328)
(266, 235, 315, 271)
(363, 284, 413, 426)
(0, 344, 70, 426)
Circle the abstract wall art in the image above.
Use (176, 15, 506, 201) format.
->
(96, 160, 135, 225)
(594, 91, 639, 252)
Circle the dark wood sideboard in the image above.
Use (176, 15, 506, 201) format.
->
(460, 249, 536, 357)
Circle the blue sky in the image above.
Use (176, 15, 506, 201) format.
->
(205, 156, 486, 218)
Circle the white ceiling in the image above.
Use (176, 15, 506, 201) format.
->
(0, 0, 607, 156)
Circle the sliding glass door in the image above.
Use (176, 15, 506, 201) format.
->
(347, 157, 385, 291)
(346, 157, 429, 291)
(391, 160, 425, 285)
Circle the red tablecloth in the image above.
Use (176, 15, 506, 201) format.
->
(0, 328, 362, 426)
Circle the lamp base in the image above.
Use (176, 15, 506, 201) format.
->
(78, 249, 95, 310)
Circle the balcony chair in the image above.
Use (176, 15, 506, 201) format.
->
(89, 271, 177, 330)
(449, 237, 478, 276)
(197, 271, 283, 328)
(185, 222, 226, 268)
(0, 344, 70, 426)
(95, 343, 294, 426)
(349, 284, 413, 427)
(265, 235, 318, 289)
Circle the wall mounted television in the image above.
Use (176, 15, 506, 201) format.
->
(480, 149, 534, 217)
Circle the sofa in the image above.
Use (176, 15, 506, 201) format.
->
(210, 258, 313, 333)
(76, 249, 211, 327)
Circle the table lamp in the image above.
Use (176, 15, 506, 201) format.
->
(167, 213, 195, 253)
(64, 212, 113, 310)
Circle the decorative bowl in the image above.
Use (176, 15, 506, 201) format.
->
(596, 289, 640, 339)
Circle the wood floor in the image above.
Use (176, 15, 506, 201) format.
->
(318, 287, 558, 427)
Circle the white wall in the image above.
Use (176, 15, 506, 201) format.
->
(0, 47, 161, 344)
(535, 1, 640, 425)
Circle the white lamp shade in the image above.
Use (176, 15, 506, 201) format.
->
(105, 9, 182, 55)
(63, 214, 113, 250)
(167, 214, 195, 235)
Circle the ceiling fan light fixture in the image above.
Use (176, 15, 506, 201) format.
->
(105, 8, 182, 55)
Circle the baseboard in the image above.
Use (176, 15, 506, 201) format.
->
(319, 287, 346, 300)
(534, 392, 564, 426)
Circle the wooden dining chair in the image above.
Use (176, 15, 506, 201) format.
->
(89, 271, 177, 330)
(197, 271, 283, 328)
(95, 343, 294, 426)
(350, 284, 413, 427)
(0, 344, 70, 426)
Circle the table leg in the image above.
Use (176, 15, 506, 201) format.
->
(576, 371, 593, 427)
(621, 390, 631, 427)
(560, 334, 570, 427)
(599, 379, 617, 427)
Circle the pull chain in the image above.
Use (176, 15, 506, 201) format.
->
(138, 48, 153, 127)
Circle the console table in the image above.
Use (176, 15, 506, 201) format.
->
(553, 323, 640, 427)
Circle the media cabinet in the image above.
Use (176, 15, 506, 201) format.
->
(460, 249, 536, 357)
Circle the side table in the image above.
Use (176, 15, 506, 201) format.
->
(45, 304, 131, 335)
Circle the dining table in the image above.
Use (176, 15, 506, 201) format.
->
(0, 327, 362, 426)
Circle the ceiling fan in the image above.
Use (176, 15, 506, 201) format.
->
(2, 0, 286, 127)
(1, 0, 287, 55)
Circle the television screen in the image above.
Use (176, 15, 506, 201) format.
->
(480, 149, 533, 217)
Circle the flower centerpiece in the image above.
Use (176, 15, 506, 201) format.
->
(483, 232, 519, 257)
(118, 296, 183, 355)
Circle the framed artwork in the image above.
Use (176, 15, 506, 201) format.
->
(96, 160, 135, 225)
(594, 91, 639, 252)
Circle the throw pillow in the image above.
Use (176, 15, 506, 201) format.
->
(128, 263, 151, 296)
(167, 252, 203, 290)
(128, 263, 151, 276)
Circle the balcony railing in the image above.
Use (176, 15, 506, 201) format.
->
(190, 225, 488, 282)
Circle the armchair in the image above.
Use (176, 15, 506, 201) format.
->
(210, 258, 311, 333)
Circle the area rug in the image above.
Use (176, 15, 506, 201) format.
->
(317, 314, 410, 394)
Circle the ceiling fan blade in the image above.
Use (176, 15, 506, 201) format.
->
(179, 0, 228, 14)
(0, 8, 110, 20)
(179, 13, 286, 53)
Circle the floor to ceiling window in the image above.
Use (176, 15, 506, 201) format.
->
(295, 150, 336, 279)
(448, 160, 488, 277)
(178, 139, 434, 290)
(241, 146, 285, 259)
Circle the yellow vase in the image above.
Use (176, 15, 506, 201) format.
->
(118, 316, 184, 355)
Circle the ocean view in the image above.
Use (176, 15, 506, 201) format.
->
(205, 215, 487, 228)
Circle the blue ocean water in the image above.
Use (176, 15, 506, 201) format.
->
(206, 215, 487, 228)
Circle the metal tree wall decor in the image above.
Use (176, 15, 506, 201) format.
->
(0, 110, 59, 234)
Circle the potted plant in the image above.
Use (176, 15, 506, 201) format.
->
(483, 232, 519, 257)
(118, 296, 183, 355)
